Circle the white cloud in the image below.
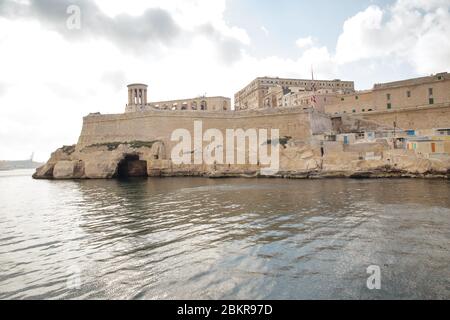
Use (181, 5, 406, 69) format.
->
(335, 1, 450, 73)
(295, 36, 315, 49)
(260, 26, 269, 36)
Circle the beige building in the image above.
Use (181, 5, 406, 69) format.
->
(235, 77, 355, 110)
(125, 83, 231, 113)
(264, 87, 340, 113)
(407, 139, 450, 155)
(325, 72, 450, 115)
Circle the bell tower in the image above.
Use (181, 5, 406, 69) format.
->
(126, 83, 148, 112)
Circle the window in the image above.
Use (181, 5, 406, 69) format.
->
(438, 76, 443, 80)
(387, 103, 392, 109)
(352, 109, 356, 113)
(355, 96, 359, 100)
(429, 88, 433, 96)
(407, 91, 411, 98)
(341, 97, 344, 101)
(437, 129, 450, 136)
(362, 109, 365, 112)
(368, 109, 373, 111)
(387, 93, 391, 100)
(429, 98, 434, 105)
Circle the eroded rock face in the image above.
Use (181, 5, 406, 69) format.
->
(32, 145, 76, 179)
(32, 163, 55, 179)
(33, 141, 166, 179)
(33, 140, 450, 180)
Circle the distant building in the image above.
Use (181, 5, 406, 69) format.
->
(234, 77, 355, 110)
(0, 153, 43, 171)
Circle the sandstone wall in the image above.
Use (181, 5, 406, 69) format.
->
(358, 105, 450, 130)
(77, 108, 331, 157)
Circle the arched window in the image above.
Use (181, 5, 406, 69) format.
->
(201, 100, 207, 110)
(223, 100, 228, 110)
(172, 103, 178, 110)
(191, 101, 198, 110)
(181, 102, 188, 110)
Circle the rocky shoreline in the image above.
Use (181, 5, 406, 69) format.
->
(33, 142, 450, 180)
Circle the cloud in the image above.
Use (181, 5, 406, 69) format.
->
(295, 36, 315, 49)
(197, 23, 246, 64)
(0, 0, 181, 50)
(0, 0, 250, 64)
(335, 1, 450, 73)
(100, 70, 127, 91)
(0, 81, 9, 96)
(260, 26, 269, 36)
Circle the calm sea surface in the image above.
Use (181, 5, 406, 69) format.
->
(0, 169, 449, 299)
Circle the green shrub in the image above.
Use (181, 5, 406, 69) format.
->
(84, 140, 159, 151)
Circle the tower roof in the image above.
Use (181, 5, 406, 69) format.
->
(127, 83, 148, 88)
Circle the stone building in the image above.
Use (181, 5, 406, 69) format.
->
(264, 87, 339, 113)
(324, 72, 450, 115)
(125, 83, 231, 113)
(235, 77, 355, 110)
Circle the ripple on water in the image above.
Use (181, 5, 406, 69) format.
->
(0, 173, 450, 299)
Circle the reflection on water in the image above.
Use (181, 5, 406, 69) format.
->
(0, 169, 449, 299)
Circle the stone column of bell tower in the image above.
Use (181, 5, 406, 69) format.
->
(126, 83, 148, 113)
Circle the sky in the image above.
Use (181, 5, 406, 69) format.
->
(0, 0, 449, 161)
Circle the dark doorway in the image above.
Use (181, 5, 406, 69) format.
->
(117, 155, 148, 178)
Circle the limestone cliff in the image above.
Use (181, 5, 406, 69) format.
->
(33, 139, 450, 180)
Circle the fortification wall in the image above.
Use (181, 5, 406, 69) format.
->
(77, 108, 332, 158)
(358, 104, 450, 130)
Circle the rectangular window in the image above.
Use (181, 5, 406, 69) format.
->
(387, 93, 391, 100)
(387, 103, 392, 109)
(429, 88, 433, 96)
(341, 98, 344, 101)
(407, 91, 411, 98)
(429, 98, 434, 105)
(437, 129, 450, 136)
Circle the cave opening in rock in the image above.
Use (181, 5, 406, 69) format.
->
(116, 154, 148, 178)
